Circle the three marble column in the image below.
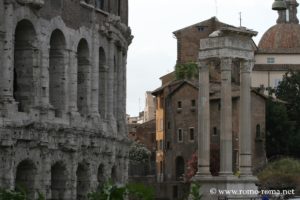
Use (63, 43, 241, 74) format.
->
(196, 58, 254, 177)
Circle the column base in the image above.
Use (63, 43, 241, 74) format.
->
(192, 175, 259, 200)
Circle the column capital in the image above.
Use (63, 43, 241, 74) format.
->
(220, 57, 233, 71)
(198, 59, 216, 71)
(241, 59, 255, 73)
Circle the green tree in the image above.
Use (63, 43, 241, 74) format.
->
(276, 71, 300, 125)
(266, 98, 294, 157)
(273, 71, 300, 158)
(175, 62, 198, 80)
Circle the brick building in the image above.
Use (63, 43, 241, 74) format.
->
(151, 17, 267, 199)
(0, 0, 132, 199)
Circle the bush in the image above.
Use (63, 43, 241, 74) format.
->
(258, 158, 300, 194)
(88, 180, 154, 200)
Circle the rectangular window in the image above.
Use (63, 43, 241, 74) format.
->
(213, 127, 218, 136)
(178, 128, 183, 142)
(177, 101, 182, 109)
(189, 128, 195, 141)
(160, 140, 164, 150)
(166, 141, 170, 150)
(267, 57, 275, 64)
(167, 121, 171, 129)
(191, 99, 196, 107)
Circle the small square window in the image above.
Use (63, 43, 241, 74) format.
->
(177, 101, 182, 109)
(267, 57, 275, 64)
(191, 100, 196, 107)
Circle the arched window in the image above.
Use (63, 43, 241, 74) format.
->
(49, 29, 66, 117)
(76, 162, 90, 200)
(15, 160, 37, 199)
(175, 156, 184, 180)
(51, 162, 68, 200)
(14, 20, 37, 112)
(77, 39, 90, 115)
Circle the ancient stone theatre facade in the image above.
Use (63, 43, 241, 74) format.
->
(0, 0, 132, 199)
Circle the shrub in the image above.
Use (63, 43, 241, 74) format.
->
(258, 158, 300, 194)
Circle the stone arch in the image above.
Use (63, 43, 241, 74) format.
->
(15, 159, 37, 199)
(76, 162, 90, 200)
(51, 161, 68, 200)
(77, 38, 90, 115)
(175, 156, 184, 180)
(97, 164, 105, 187)
(98, 47, 107, 116)
(13, 19, 37, 112)
(49, 29, 66, 117)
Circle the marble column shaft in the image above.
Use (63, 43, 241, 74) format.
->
(240, 60, 253, 176)
(220, 57, 233, 175)
(197, 60, 211, 176)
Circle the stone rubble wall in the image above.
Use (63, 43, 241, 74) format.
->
(0, 0, 132, 199)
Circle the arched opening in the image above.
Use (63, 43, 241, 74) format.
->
(175, 156, 184, 180)
(98, 47, 107, 116)
(97, 164, 105, 187)
(15, 160, 37, 199)
(111, 165, 117, 183)
(51, 162, 68, 200)
(76, 162, 90, 200)
(77, 39, 90, 115)
(14, 19, 37, 112)
(49, 29, 66, 117)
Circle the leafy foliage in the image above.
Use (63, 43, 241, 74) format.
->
(175, 62, 198, 80)
(266, 98, 294, 157)
(0, 189, 26, 200)
(258, 158, 300, 193)
(129, 142, 151, 163)
(276, 71, 300, 125)
(88, 180, 154, 200)
(188, 183, 202, 200)
(274, 71, 300, 158)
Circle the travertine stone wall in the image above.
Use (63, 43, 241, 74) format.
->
(0, 0, 132, 199)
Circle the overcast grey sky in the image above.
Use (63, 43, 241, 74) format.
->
(126, 0, 284, 116)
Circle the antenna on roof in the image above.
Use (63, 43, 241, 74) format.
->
(239, 12, 242, 27)
(215, 0, 218, 17)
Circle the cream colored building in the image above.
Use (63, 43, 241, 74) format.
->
(253, 0, 300, 89)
